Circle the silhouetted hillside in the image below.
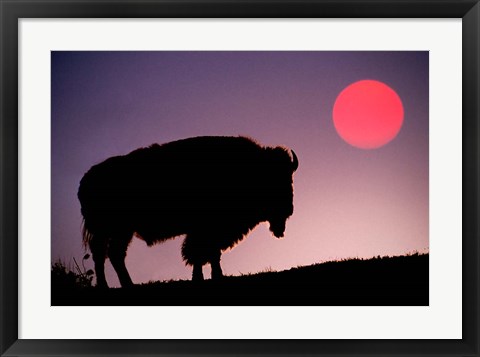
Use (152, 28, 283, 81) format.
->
(52, 253, 428, 306)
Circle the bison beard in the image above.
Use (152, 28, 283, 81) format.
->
(78, 136, 298, 288)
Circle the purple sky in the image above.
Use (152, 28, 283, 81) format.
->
(52, 51, 428, 287)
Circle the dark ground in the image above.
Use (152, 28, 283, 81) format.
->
(52, 253, 428, 306)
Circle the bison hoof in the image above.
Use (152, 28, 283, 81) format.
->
(192, 274, 204, 282)
(211, 271, 224, 280)
(192, 272, 204, 282)
(192, 264, 204, 281)
(96, 282, 109, 290)
(192, 275, 204, 282)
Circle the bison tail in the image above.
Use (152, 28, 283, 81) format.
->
(81, 219, 94, 249)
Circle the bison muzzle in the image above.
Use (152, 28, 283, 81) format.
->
(78, 136, 298, 288)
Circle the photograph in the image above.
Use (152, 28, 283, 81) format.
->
(51, 50, 429, 306)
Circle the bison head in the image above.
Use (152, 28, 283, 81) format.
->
(266, 148, 298, 238)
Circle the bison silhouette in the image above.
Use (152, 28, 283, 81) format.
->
(78, 136, 298, 288)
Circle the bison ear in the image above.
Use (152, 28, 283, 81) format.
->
(290, 150, 299, 172)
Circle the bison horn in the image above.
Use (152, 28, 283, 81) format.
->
(291, 149, 299, 172)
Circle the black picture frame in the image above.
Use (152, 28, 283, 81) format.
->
(1, 0, 478, 356)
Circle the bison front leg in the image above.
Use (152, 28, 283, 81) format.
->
(182, 234, 206, 281)
(192, 264, 204, 281)
(210, 251, 223, 280)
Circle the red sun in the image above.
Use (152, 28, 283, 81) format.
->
(333, 80, 404, 149)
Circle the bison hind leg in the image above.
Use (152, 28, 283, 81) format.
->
(108, 232, 134, 288)
(88, 233, 108, 289)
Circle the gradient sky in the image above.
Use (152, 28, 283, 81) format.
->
(52, 51, 428, 287)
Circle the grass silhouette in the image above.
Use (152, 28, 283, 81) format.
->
(52, 253, 428, 306)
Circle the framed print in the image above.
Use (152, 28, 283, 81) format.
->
(1, 0, 479, 356)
